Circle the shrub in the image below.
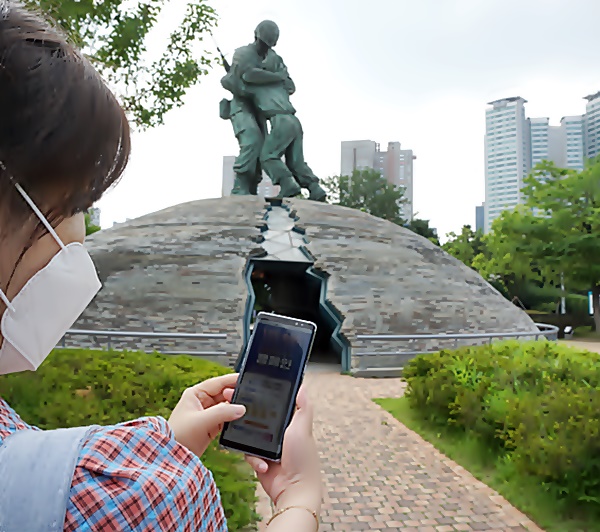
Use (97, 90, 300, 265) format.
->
(404, 340, 600, 507)
(0, 349, 258, 531)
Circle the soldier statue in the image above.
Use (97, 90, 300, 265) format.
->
(220, 21, 327, 201)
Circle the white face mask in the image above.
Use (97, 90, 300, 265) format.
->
(0, 184, 101, 375)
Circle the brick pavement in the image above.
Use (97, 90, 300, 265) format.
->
(562, 339, 600, 354)
(257, 364, 543, 531)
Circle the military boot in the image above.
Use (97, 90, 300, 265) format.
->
(277, 175, 302, 198)
(307, 182, 327, 202)
(231, 173, 253, 195)
(249, 175, 262, 195)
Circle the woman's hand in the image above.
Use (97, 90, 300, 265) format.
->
(168, 373, 246, 457)
(245, 387, 322, 514)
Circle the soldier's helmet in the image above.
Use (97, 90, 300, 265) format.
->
(255, 20, 279, 47)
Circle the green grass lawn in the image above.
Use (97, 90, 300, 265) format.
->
(572, 325, 600, 339)
(374, 397, 600, 532)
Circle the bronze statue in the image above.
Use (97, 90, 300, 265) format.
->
(218, 32, 266, 195)
(220, 21, 326, 201)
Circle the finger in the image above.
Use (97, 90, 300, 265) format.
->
(245, 455, 269, 474)
(296, 385, 308, 409)
(191, 373, 239, 402)
(289, 386, 314, 436)
(223, 388, 234, 402)
(198, 402, 246, 440)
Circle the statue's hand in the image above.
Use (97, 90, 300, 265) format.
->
(284, 78, 295, 95)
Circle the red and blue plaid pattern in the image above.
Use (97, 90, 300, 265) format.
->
(0, 398, 227, 531)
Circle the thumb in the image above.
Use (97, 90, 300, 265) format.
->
(198, 403, 246, 431)
(288, 386, 313, 436)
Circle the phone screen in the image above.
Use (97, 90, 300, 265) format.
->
(220, 314, 316, 461)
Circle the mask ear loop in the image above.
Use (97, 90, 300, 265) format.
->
(0, 162, 17, 312)
(0, 162, 64, 312)
(0, 287, 15, 313)
(13, 184, 66, 251)
(0, 160, 66, 250)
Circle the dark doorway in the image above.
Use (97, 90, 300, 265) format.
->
(249, 260, 340, 364)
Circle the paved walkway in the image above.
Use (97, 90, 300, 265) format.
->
(257, 364, 542, 531)
(562, 339, 600, 354)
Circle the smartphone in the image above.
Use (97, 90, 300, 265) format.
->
(220, 312, 317, 461)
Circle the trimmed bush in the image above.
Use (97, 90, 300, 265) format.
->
(0, 349, 258, 531)
(404, 340, 600, 506)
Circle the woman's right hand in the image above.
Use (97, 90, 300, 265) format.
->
(245, 386, 322, 515)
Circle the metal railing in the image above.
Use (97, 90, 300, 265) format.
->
(60, 329, 229, 358)
(354, 323, 559, 367)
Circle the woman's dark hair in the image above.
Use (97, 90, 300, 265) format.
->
(0, 1, 131, 226)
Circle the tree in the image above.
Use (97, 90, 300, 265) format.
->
(404, 218, 440, 246)
(26, 0, 218, 128)
(85, 213, 101, 236)
(322, 169, 407, 225)
(484, 159, 600, 329)
(472, 215, 543, 305)
(442, 225, 486, 270)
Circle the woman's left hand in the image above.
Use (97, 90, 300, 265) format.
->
(168, 373, 245, 457)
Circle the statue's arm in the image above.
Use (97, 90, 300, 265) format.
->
(284, 75, 296, 95)
(272, 54, 295, 94)
(242, 68, 287, 85)
(254, 108, 268, 136)
(221, 48, 254, 97)
(221, 73, 236, 93)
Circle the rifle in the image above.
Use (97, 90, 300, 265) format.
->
(213, 35, 265, 184)
(211, 35, 230, 73)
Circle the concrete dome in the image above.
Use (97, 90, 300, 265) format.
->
(75, 197, 538, 373)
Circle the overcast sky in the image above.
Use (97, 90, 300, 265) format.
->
(97, 0, 600, 238)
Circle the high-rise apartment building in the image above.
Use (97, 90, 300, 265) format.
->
(475, 204, 484, 232)
(484, 91, 599, 232)
(340, 140, 415, 220)
(256, 176, 279, 198)
(585, 91, 600, 160)
(222, 156, 280, 198)
(341, 140, 377, 177)
(562, 115, 586, 170)
(529, 115, 586, 172)
(484, 97, 530, 232)
(222, 156, 236, 197)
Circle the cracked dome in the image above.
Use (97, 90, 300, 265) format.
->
(75, 197, 538, 370)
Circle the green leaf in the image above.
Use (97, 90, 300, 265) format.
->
(26, 0, 218, 128)
(323, 169, 408, 226)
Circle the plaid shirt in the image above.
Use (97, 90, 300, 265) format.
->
(0, 398, 227, 531)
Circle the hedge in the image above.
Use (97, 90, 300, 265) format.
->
(0, 349, 258, 531)
(404, 340, 600, 507)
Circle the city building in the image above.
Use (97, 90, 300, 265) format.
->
(585, 91, 600, 160)
(484, 97, 530, 233)
(256, 176, 279, 198)
(222, 156, 236, 197)
(340, 140, 415, 220)
(475, 204, 484, 232)
(341, 140, 377, 177)
(222, 156, 280, 198)
(484, 91, 598, 232)
(562, 115, 586, 170)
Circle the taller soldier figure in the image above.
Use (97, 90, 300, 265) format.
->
(220, 22, 286, 195)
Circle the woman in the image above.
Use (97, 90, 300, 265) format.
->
(0, 3, 322, 531)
